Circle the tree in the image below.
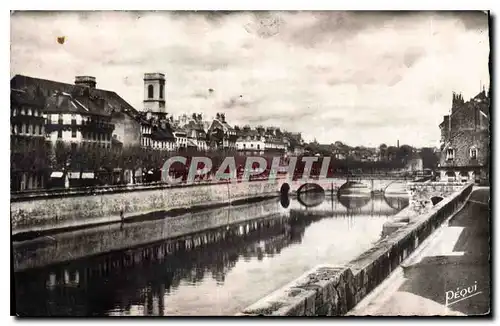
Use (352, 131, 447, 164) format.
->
(379, 143, 388, 161)
(397, 145, 414, 163)
(419, 147, 439, 170)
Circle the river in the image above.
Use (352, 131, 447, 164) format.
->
(13, 192, 408, 316)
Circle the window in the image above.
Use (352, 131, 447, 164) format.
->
(72, 128, 77, 138)
(470, 147, 478, 160)
(148, 85, 154, 99)
(160, 84, 164, 99)
(257, 144, 260, 150)
(12, 108, 16, 116)
(446, 148, 455, 161)
(27, 108, 32, 116)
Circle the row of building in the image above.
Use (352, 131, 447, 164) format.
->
(11, 73, 305, 154)
(438, 89, 490, 183)
(10, 73, 305, 191)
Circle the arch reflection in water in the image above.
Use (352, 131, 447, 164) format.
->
(337, 195, 371, 210)
(297, 191, 326, 208)
(383, 195, 410, 211)
(280, 194, 290, 208)
(295, 194, 410, 217)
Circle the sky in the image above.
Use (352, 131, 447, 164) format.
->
(10, 11, 490, 148)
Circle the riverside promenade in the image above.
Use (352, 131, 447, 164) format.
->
(348, 187, 490, 316)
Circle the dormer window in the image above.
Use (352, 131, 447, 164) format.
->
(470, 147, 478, 160)
(446, 148, 455, 161)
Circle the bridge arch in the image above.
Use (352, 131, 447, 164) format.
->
(280, 183, 290, 196)
(297, 191, 325, 208)
(383, 180, 405, 194)
(337, 181, 371, 196)
(430, 196, 444, 206)
(296, 183, 324, 195)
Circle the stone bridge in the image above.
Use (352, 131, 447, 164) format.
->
(406, 181, 471, 214)
(277, 175, 413, 196)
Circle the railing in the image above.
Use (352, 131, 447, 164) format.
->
(11, 172, 414, 202)
(10, 175, 289, 202)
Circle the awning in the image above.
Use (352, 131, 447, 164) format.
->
(69, 172, 80, 179)
(67, 172, 95, 179)
(81, 172, 95, 179)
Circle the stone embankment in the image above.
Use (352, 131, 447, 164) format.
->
(238, 183, 473, 316)
(11, 178, 282, 235)
(13, 198, 287, 272)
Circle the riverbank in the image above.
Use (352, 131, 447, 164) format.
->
(238, 183, 473, 316)
(11, 179, 284, 235)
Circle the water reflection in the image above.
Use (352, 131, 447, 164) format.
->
(297, 191, 326, 208)
(14, 194, 408, 317)
(337, 195, 371, 210)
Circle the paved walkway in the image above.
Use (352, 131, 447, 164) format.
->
(348, 187, 490, 316)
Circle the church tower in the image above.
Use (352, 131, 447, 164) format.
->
(143, 73, 166, 114)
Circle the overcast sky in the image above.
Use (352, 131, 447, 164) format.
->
(11, 11, 490, 147)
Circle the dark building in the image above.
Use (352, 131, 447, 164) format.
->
(10, 87, 48, 191)
(10, 74, 147, 190)
(438, 89, 490, 183)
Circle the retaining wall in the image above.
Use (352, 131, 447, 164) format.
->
(238, 183, 473, 316)
(11, 179, 281, 234)
(13, 198, 285, 272)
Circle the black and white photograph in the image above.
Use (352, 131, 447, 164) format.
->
(9, 9, 491, 317)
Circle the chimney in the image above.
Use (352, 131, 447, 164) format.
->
(75, 76, 96, 89)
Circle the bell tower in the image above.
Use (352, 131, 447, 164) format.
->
(143, 73, 166, 114)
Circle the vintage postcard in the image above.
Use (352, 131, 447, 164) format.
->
(10, 10, 491, 317)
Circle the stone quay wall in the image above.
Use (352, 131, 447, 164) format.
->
(13, 199, 285, 272)
(11, 179, 282, 234)
(238, 183, 473, 316)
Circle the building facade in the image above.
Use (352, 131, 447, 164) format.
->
(438, 90, 490, 183)
(208, 113, 237, 150)
(10, 87, 47, 191)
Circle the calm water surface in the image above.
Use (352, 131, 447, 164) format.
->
(14, 192, 408, 316)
